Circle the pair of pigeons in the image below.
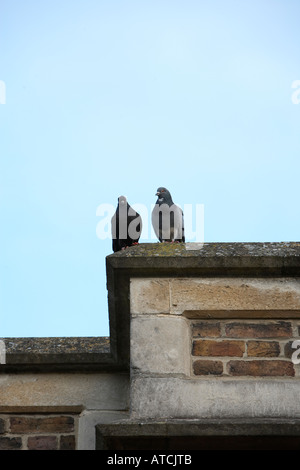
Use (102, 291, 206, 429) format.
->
(111, 187, 185, 252)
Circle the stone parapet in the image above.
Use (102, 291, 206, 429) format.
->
(1, 242, 300, 449)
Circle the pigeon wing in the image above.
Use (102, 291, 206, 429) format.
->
(127, 207, 142, 244)
(172, 204, 185, 242)
(151, 204, 163, 242)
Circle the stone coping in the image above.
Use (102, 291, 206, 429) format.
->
(109, 241, 300, 258)
(107, 242, 300, 274)
(0, 337, 112, 373)
(96, 418, 300, 450)
(1, 336, 110, 354)
(97, 418, 300, 437)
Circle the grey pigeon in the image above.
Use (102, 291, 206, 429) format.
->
(111, 196, 142, 252)
(151, 187, 185, 243)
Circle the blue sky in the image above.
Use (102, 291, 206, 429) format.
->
(0, 0, 300, 337)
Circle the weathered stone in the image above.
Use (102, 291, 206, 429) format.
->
(130, 279, 170, 314)
(107, 242, 300, 373)
(171, 278, 300, 316)
(131, 316, 190, 375)
(0, 242, 299, 450)
(131, 377, 300, 419)
(107, 241, 300, 262)
(0, 373, 129, 411)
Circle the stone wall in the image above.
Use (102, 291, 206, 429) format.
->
(0, 337, 130, 450)
(0, 372, 129, 450)
(129, 272, 300, 421)
(0, 242, 300, 450)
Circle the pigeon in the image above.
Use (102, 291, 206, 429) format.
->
(111, 196, 142, 252)
(151, 187, 185, 243)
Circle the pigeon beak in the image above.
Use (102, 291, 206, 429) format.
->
(156, 192, 160, 196)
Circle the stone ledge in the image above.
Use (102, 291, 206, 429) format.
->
(130, 376, 300, 420)
(1, 337, 110, 354)
(108, 241, 300, 265)
(97, 418, 300, 437)
(107, 242, 300, 278)
(96, 418, 300, 449)
(0, 337, 114, 372)
(109, 241, 300, 257)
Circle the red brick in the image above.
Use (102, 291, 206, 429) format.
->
(27, 436, 57, 450)
(228, 360, 295, 377)
(284, 340, 300, 359)
(193, 340, 245, 357)
(0, 418, 5, 434)
(192, 322, 221, 338)
(0, 437, 22, 450)
(247, 341, 280, 357)
(60, 435, 76, 450)
(193, 360, 223, 376)
(225, 321, 292, 338)
(10, 416, 74, 434)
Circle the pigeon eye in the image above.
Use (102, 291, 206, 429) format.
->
(161, 189, 165, 192)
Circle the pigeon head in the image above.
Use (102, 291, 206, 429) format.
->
(155, 187, 173, 206)
(118, 195, 128, 206)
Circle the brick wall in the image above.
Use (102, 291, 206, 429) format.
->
(0, 414, 77, 450)
(192, 320, 298, 377)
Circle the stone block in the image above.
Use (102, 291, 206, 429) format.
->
(170, 278, 300, 316)
(130, 279, 170, 314)
(131, 377, 300, 420)
(130, 316, 190, 375)
(0, 373, 129, 411)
